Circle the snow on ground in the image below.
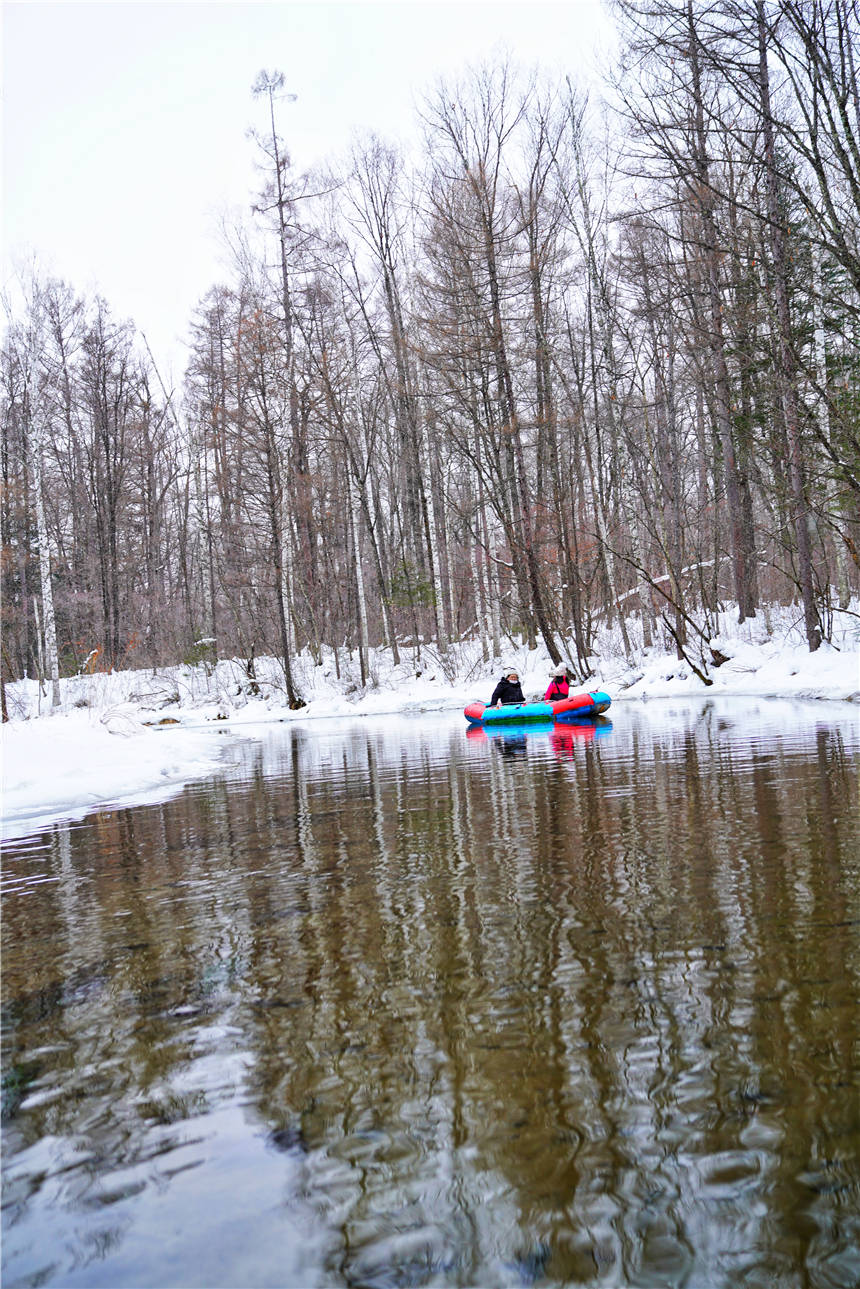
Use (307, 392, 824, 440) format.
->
(1, 710, 234, 840)
(603, 611, 860, 703)
(2, 602, 858, 840)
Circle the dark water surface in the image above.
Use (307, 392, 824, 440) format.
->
(2, 698, 859, 1289)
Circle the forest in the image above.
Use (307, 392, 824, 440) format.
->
(2, 0, 858, 714)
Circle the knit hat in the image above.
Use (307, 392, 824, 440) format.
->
(553, 664, 567, 677)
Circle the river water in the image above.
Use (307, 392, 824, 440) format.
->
(2, 698, 859, 1288)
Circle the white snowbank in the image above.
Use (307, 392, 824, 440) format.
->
(604, 630, 860, 703)
(1, 708, 233, 841)
(2, 602, 857, 840)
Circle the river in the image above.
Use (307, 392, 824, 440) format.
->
(2, 697, 858, 1288)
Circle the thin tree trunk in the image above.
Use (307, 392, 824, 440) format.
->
(469, 526, 490, 662)
(361, 471, 399, 663)
(483, 226, 560, 663)
(756, 0, 820, 649)
(32, 435, 61, 708)
(260, 396, 299, 706)
(347, 462, 370, 685)
(584, 285, 633, 657)
(686, 0, 757, 623)
(419, 409, 447, 652)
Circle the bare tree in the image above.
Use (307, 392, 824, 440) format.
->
(421, 62, 562, 662)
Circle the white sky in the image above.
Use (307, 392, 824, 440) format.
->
(2, 0, 612, 382)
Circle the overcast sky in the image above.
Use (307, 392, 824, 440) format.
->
(3, 1, 612, 380)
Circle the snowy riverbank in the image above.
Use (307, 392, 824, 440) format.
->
(2, 603, 858, 840)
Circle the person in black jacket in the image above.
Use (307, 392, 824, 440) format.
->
(489, 669, 525, 707)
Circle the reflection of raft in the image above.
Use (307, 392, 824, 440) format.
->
(464, 690, 611, 725)
(466, 717, 612, 745)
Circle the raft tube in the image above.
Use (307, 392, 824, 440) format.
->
(464, 690, 611, 725)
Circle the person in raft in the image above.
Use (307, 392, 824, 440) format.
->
(490, 668, 525, 708)
(544, 664, 570, 702)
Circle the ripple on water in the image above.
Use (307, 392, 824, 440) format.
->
(2, 699, 859, 1288)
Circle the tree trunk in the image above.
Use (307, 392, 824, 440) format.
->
(756, 0, 820, 650)
(812, 244, 851, 608)
(347, 462, 370, 685)
(31, 430, 61, 708)
(686, 0, 758, 623)
(418, 407, 448, 652)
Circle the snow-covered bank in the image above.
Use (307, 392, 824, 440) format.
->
(0, 711, 234, 841)
(2, 602, 857, 840)
(605, 627, 860, 702)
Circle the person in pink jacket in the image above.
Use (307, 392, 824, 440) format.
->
(544, 665, 570, 702)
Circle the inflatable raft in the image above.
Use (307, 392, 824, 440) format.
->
(464, 690, 611, 725)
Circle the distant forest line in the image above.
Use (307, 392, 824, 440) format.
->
(2, 1, 858, 712)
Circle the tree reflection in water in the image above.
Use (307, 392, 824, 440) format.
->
(2, 700, 859, 1288)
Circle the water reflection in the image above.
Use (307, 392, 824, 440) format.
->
(466, 718, 613, 760)
(2, 699, 859, 1288)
